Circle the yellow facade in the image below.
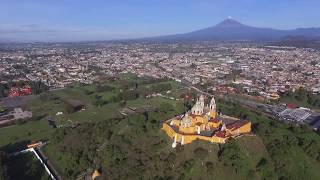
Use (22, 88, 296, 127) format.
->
(209, 111, 217, 119)
(227, 121, 251, 136)
(161, 95, 252, 147)
(161, 125, 228, 145)
(179, 126, 196, 134)
(162, 123, 175, 138)
(207, 121, 221, 128)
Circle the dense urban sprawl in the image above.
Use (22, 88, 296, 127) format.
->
(1, 43, 320, 98)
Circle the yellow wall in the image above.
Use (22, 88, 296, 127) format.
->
(228, 122, 251, 135)
(208, 121, 221, 128)
(179, 126, 196, 134)
(212, 136, 226, 144)
(171, 119, 180, 126)
(182, 135, 226, 144)
(239, 122, 251, 133)
(162, 118, 251, 146)
(162, 124, 227, 145)
(209, 111, 217, 119)
(194, 116, 207, 124)
(162, 123, 175, 138)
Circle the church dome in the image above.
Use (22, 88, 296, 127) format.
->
(191, 103, 203, 115)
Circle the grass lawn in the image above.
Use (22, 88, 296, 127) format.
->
(0, 76, 185, 152)
(126, 96, 179, 108)
(55, 102, 121, 125)
(0, 120, 53, 150)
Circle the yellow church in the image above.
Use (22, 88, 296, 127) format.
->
(162, 95, 251, 148)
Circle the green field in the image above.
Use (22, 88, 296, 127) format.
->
(0, 121, 54, 152)
(1, 75, 183, 147)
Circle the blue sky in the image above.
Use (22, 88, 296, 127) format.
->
(1, 0, 320, 42)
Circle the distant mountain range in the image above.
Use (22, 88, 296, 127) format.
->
(141, 19, 320, 42)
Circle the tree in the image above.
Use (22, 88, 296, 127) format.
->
(0, 151, 8, 180)
(96, 84, 115, 93)
(30, 81, 49, 94)
(121, 90, 139, 101)
(25, 160, 44, 178)
(0, 85, 6, 98)
(151, 83, 172, 93)
(193, 147, 208, 160)
(256, 158, 268, 170)
(205, 161, 214, 173)
(128, 113, 147, 126)
(183, 159, 195, 172)
(218, 140, 248, 174)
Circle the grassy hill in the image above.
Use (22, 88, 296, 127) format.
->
(1, 74, 320, 180)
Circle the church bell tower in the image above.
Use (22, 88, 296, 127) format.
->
(209, 97, 217, 118)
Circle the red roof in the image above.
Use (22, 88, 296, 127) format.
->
(8, 86, 32, 97)
(9, 89, 20, 97)
(190, 114, 200, 118)
(209, 118, 221, 123)
(287, 103, 297, 109)
(215, 131, 226, 138)
(226, 120, 250, 131)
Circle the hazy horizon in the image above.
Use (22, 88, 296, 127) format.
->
(1, 0, 320, 42)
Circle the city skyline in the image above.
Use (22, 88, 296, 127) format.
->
(1, 0, 320, 42)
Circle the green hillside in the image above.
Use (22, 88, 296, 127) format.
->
(1, 74, 320, 180)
